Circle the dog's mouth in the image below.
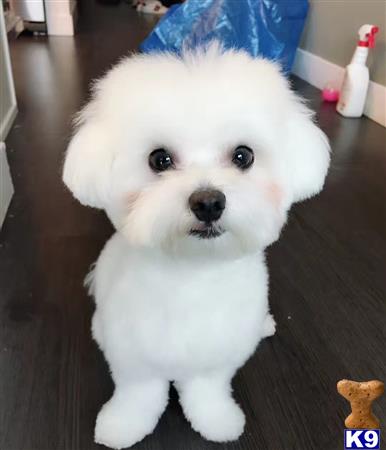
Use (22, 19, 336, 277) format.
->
(189, 223, 225, 239)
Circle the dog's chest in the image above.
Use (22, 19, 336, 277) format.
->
(98, 249, 268, 374)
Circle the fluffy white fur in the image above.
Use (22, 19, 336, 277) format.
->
(63, 44, 330, 449)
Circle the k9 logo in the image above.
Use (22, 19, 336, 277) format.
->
(344, 430, 380, 449)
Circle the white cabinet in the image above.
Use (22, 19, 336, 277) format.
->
(11, 0, 45, 23)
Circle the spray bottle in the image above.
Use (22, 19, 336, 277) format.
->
(337, 24, 379, 118)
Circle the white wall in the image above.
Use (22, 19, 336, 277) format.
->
(0, 3, 16, 227)
(0, 2, 17, 140)
(300, 0, 386, 86)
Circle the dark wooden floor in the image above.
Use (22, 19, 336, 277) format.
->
(1, 1, 385, 449)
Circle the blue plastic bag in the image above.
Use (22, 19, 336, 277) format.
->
(140, 0, 308, 74)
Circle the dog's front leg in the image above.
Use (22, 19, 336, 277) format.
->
(94, 378, 169, 449)
(175, 370, 245, 442)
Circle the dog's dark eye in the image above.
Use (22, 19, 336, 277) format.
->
(148, 148, 174, 172)
(231, 146, 254, 170)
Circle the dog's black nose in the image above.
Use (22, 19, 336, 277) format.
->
(189, 189, 226, 223)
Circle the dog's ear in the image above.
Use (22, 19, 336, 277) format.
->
(283, 102, 330, 203)
(251, 59, 330, 204)
(63, 118, 113, 208)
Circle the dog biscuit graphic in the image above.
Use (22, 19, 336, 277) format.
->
(337, 379, 384, 429)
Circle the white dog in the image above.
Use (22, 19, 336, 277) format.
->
(63, 43, 330, 449)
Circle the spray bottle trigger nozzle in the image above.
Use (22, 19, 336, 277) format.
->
(358, 24, 379, 48)
(368, 26, 379, 48)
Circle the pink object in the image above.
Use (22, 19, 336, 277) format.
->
(322, 84, 340, 102)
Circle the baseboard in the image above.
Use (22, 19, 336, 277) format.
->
(292, 48, 386, 128)
(0, 103, 17, 141)
(0, 142, 14, 228)
(364, 80, 386, 127)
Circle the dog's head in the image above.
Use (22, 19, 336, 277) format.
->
(63, 44, 330, 255)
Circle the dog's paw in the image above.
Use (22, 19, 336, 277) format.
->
(95, 400, 152, 449)
(94, 380, 168, 449)
(261, 313, 276, 338)
(187, 397, 245, 442)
